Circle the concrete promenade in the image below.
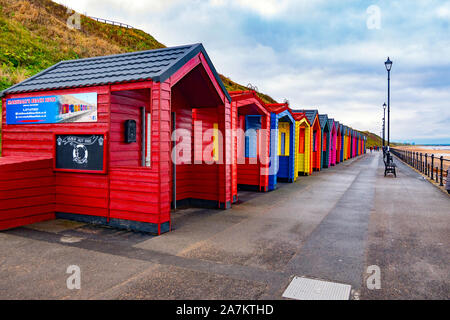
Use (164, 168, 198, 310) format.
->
(0, 151, 448, 299)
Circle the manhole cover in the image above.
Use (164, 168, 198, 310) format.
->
(282, 276, 351, 300)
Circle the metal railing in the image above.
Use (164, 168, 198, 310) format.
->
(391, 148, 449, 187)
(88, 16, 134, 29)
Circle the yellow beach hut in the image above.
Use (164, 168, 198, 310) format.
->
(291, 111, 312, 175)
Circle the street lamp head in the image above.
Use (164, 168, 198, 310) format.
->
(385, 57, 393, 72)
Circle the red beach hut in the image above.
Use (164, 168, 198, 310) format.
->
(230, 91, 271, 192)
(0, 44, 233, 234)
(298, 110, 321, 171)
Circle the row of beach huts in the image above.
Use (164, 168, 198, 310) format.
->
(0, 44, 366, 234)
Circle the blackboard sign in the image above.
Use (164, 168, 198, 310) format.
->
(55, 134, 107, 173)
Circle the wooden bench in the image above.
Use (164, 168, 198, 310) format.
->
(384, 153, 397, 177)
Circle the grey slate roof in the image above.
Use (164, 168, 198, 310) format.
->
(1, 43, 231, 101)
(328, 118, 334, 130)
(291, 109, 318, 126)
(318, 114, 329, 129)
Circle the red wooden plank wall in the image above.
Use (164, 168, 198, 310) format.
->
(219, 100, 232, 206)
(191, 107, 220, 201)
(230, 98, 238, 201)
(108, 84, 170, 227)
(0, 157, 55, 230)
(158, 81, 172, 219)
(172, 88, 193, 201)
(109, 168, 163, 223)
(109, 89, 148, 167)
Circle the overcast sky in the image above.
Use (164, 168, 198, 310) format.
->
(56, 0, 450, 144)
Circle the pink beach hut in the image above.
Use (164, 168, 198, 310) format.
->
(328, 119, 337, 166)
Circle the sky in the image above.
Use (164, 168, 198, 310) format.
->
(55, 0, 450, 144)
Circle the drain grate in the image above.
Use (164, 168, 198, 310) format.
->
(282, 276, 351, 300)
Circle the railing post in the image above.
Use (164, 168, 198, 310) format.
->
(417, 152, 420, 170)
(440, 156, 444, 186)
(425, 153, 428, 176)
(436, 166, 439, 183)
(415, 152, 418, 169)
(415, 152, 417, 169)
(420, 153, 423, 172)
(431, 154, 434, 180)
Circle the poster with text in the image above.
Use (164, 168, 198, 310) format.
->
(6, 92, 97, 125)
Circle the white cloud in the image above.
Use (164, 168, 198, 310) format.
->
(209, 0, 319, 18)
(436, 2, 450, 19)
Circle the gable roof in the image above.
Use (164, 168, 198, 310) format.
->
(291, 109, 318, 125)
(265, 103, 289, 114)
(229, 90, 269, 116)
(318, 114, 329, 129)
(328, 118, 335, 130)
(291, 112, 310, 125)
(1, 43, 231, 101)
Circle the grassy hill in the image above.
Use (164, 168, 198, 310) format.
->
(358, 130, 402, 148)
(360, 131, 383, 148)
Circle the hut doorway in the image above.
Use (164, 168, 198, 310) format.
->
(170, 64, 225, 209)
(277, 116, 295, 182)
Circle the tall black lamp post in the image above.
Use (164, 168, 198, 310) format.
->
(382, 102, 386, 147)
(384, 57, 392, 147)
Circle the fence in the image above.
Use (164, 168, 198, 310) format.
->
(391, 148, 449, 188)
(88, 16, 134, 29)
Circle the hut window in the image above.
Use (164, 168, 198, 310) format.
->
(245, 116, 261, 158)
(278, 122, 290, 156)
(299, 128, 305, 154)
(245, 133, 257, 158)
(280, 133, 286, 156)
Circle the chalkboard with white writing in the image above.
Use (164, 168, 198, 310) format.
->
(55, 134, 105, 172)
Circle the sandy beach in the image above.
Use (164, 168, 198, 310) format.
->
(395, 146, 450, 173)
